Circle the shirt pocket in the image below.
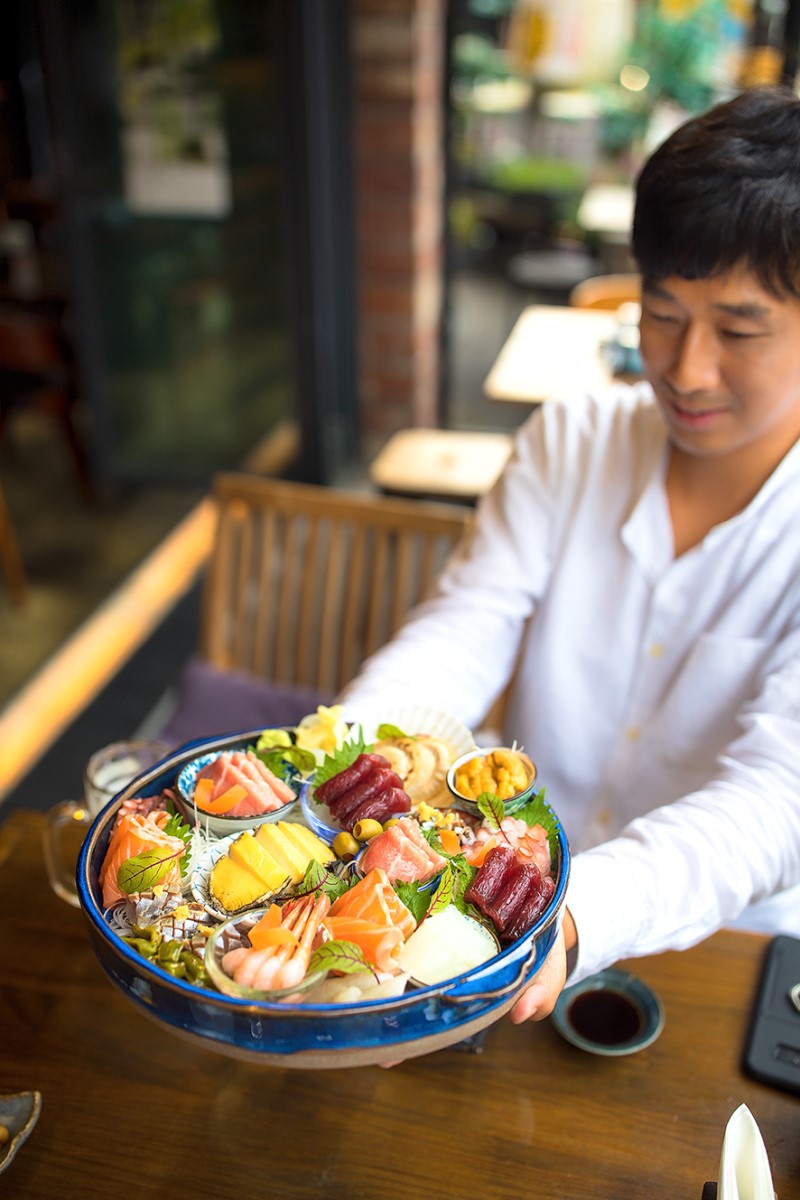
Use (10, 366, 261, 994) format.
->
(657, 634, 769, 767)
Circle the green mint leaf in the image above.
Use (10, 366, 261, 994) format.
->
(308, 939, 372, 977)
(376, 723, 413, 741)
(117, 848, 180, 895)
(313, 726, 373, 788)
(477, 791, 505, 830)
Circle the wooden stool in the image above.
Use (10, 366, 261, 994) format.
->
(369, 428, 513, 503)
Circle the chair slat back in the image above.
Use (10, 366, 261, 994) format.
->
(200, 473, 471, 694)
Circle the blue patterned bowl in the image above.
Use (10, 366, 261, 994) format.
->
(175, 749, 305, 836)
(76, 729, 570, 1069)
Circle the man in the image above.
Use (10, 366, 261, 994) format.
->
(340, 86, 800, 1020)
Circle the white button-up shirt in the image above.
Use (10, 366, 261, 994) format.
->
(341, 386, 800, 981)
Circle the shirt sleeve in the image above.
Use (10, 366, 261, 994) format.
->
(567, 639, 800, 981)
(338, 409, 560, 728)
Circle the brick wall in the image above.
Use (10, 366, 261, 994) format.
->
(350, 0, 447, 458)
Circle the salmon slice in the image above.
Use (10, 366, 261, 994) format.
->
(323, 915, 405, 973)
(330, 867, 416, 940)
(98, 812, 186, 908)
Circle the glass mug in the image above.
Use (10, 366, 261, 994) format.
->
(43, 739, 170, 907)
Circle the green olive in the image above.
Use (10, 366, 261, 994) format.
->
(382, 818, 400, 831)
(333, 831, 361, 860)
(352, 818, 383, 842)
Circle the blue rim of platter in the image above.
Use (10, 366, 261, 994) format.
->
(76, 728, 571, 1064)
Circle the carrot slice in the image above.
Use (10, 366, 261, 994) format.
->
(195, 782, 248, 814)
(438, 828, 460, 856)
(467, 834, 497, 868)
(193, 777, 214, 807)
(248, 926, 299, 951)
(248, 904, 283, 947)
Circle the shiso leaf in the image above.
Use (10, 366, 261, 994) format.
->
(308, 939, 371, 977)
(117, 848, 181, 895)
(312, 727, 373, 788)
(163, 806, 192, 877)
(393, 880, 431, 925)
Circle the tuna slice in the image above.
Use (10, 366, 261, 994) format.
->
(360, 817, 446, 884)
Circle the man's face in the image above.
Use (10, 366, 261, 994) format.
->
(638, 267, 800, 467)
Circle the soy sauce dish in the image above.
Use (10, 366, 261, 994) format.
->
(76, 727, 571, 1070)
(551, 968, 665, 1057)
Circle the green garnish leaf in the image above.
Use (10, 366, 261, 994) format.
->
(117, 848, 181, 895)
(394, 880, 432, 925)
(255, 729, 292, 751)
(428, 865, 455, 916)
(256, 745, 317, 777)
(163, 806, 192, 877)
(514, 786, 559, 860)
(477, 791, 505, 831)
(376, 723, 413, 741)
(308, 939, 372, 977)
(313, 726, 373, 788)
(300, 858, 352, 903)
(442, 853, 480, 918)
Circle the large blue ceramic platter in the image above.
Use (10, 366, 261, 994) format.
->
(76, 727, 570, 1069)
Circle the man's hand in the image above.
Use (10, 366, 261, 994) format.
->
(509, 908, 576, 1023)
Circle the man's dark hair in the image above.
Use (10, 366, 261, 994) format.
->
(632, 86, 800, 298)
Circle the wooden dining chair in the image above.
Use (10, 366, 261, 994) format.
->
(569, 272, 641, 310)
(199, 473, 472, 697)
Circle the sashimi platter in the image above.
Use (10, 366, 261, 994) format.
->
(77, 704, 570, 1067)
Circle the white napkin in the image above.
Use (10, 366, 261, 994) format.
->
(718, 1104, 776, 1200)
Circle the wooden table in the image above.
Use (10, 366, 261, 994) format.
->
(483, 304, 625, 405)
(369, 428, 514, 501)
(2, 809, 798, 1199)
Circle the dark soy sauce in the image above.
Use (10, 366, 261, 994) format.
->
(567, 989, 643, 1047)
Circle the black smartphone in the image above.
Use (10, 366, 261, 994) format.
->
(742, 934, 800, 1096)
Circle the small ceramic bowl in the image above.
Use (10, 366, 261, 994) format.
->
(300, 785, 411, 842)
(551, 967, 665, 1057)
(204, 908, 329, 1002)
(176, 750, 304, 836)
(446, 746, 537, 817)
(0, 1091, 42, 1177)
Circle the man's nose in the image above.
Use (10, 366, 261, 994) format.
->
(665, 322, 720, 394)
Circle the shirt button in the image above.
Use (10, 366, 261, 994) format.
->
(650, 642, 665, 658)
(597, 806, 611, 826)
(626, 726, 641, 742)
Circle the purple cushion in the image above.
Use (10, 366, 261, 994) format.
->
(156, 657, 335, 750)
